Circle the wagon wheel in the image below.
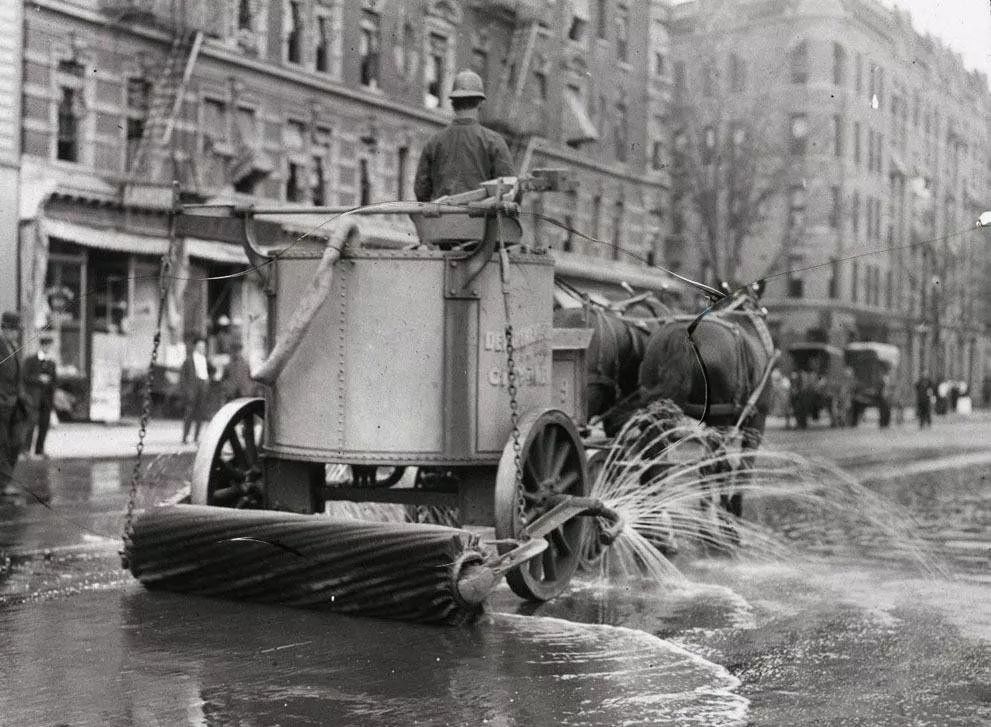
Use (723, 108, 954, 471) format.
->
(495, 408, 590, 602)
(191, 397, 266, 508)
(578, 448, 609, 571)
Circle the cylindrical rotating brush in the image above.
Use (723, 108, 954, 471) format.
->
(125, 505, 492, 625)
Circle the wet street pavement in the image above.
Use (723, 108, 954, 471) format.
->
(1, 419, 989, 726)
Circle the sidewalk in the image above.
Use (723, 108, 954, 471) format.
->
(37, 418, 197, 460)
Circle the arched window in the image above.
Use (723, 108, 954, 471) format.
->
(790, 40, 809, 84)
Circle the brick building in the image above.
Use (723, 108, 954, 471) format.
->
(13, 0, 674, 418)
(668, 0, 991, 394)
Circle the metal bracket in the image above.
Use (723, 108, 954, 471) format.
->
(239, 209, 273, 295)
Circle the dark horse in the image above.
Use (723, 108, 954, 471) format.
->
(553, 295, 669, 434)
(636, 287, 777, 517)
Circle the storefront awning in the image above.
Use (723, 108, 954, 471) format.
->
(563, 89, 599, 146)
(186, 238, 250, 265)
(42, 218, 168, 255)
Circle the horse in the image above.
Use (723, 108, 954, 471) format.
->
(553, 293, 670, 434)
(634, 284, 777, 519)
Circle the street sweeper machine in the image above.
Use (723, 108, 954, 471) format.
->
(121, 172, 624, 624)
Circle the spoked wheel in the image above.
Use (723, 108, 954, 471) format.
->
(578, 448, 609, 570)
(191, 397, 266, 508)
(495, 408, 589, 602)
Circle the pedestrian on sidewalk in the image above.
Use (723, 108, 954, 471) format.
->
(22, 333, 57, 458)
(222, 342, 256, 401)
(915, 374, 934, 429)
(180, 336, 213, 444)
(0, 312, 30, 495)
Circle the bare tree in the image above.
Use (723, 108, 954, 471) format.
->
(670, 94, 805, 288)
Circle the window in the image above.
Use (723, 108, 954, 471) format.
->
(829, 186, 841, 228)
(286, 1, 303, 65)
(788, 185, 806, 229)
(614, 102, 628, 162)
(238, 0, 253, 31)
(787, 275, 804, 298)
(729, 53, 745, 92)
(729, 123, 746, 150)
(651, 140, 664, 170)
(615, 4, 629, 62)
(471, 46, 488, 79)
(702, 63, 715, 96)
(359, 158, 371, 205)
(316, 16, 331, 72)
(396, 145, 408, 200)
(609, 200, 625, 260)
(56, 87, 79, 162)
(674, 61, 686, 91)
(790, 41, 808, 84)
(855, 52, 863, 93)
(311, 124, 332, 205)
(832, 42, 846, 85)
(425, 32, 448, 108)
(568, 16, 587, 42)
(701, 125, 716, 165)
(851, 261, 859, 302)
(596, 0, 607, 39)
(789, 113, 808, 155)
(853, 121, 861, 164)
(124, 76, 150, 171)
(828, 258, 840, 298)
(851, 191, 860, 235)
(202, 98, 229, 152)
(653, 52, 665, 78)
(286, 162, 303, 202)
(833, 115, 843, 157)
(592, 194, 602, 240)
(360, 9, 381, 88)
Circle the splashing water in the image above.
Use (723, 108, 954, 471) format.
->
(584, 400, 943, 582)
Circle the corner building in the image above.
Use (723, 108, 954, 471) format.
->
(15, 0, 674, 418)
(669, 0, 991, 393)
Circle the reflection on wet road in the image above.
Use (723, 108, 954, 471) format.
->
(1, 453, 989, 725)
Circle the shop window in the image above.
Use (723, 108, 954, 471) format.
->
(44, 251, 85, 376)
(56, 87, 79, 162)
(360, 9, 381, 89)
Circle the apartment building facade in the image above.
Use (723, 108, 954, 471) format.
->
(668, 0, 991, 393)
(14, 0, 673, 417)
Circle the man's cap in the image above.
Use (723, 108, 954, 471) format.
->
(449, 69, 486, 100)
(1, 311, 22, 330)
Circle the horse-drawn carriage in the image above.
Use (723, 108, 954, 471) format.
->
(785, 343, 849, 428)
(844, 342, 899, 427)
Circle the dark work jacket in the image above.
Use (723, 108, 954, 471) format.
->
(23, 354, 57, 408)
(0, 337, 21, 412)
(413, 118, 515, 202)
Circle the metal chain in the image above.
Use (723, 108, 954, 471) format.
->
(496, 209, 526, 524)
(121, 185, 182, 566)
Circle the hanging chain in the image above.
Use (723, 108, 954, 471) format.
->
(496, 209, 526, 524)
(121, 183, 183, 567)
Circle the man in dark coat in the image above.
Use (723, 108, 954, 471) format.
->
(413, 69, 514, 203)
(23, 334, 58, 457)
(180, 337, 213, 444)
(222, 342, 255, 401)
(915, 375, 934, 429)
(1, 312, 28, 495)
